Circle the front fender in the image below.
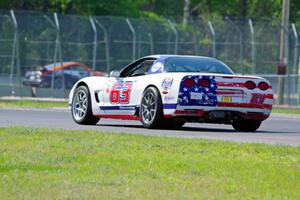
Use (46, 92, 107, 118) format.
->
(68, 76, 108, 109)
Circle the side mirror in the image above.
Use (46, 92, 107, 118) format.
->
(109, 70, 120, 78)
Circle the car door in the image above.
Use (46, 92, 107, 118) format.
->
(102, 59, 156, 115)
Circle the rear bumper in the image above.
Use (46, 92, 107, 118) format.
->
(23, 79, 42, 87)
(163, 104, 271, 123)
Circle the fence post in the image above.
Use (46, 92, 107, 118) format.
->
(89, 17, 97, 72)
(126, 18, 136, 61)
(292, 23, 298, 73)
(51, 14, 59, 94)
(208, 21, 216, 58)
(168, 20, 178, 54)
(10, 10, 22, 97)
(248, 19, 256, 74)
(94, 19, 110, 73)
(292, 23, 300, 105)
(148, 31, 154, 55)
(9, 12, 16, 95)
(54, 13, 67, 98)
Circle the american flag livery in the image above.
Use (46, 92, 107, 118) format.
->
(178, 75, 218, 106)
(176, 74, 273, 113)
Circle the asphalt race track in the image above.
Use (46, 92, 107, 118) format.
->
(1, 107, 300, 146)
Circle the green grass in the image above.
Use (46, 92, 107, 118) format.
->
(272, 108, 300, 114)
(0, 127, 299, 200)
(0, 100, 67, 108)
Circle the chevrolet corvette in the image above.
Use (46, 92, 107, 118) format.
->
(69, 55, 273, 131)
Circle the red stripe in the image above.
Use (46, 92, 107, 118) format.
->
(247, 93, 273, 99)
(218, 102, 272, 110)
(217, 82, 272, 89)
(220, 75, 259, 79)
(264, 94, 273, 99)
(175, 109, 204, 116)
(216, 91, 273, 99)
(216, 90, 243, 95)
(95, 114, 139, 120)
(242, 112, 269, 120)
(217, 82, 245, 87)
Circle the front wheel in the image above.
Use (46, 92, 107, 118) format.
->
(71, 85, 100, 125)
(139, 87, 164, 129)
(232, 118, 262, 132)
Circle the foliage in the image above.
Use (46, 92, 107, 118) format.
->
(0, 100, 67, 108)
(0, 0, 298, 23)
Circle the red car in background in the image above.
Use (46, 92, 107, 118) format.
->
(23, 61, 107, 89)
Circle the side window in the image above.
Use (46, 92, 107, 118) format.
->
(70, 65, 85, 71)
(129, 60, 155, 77)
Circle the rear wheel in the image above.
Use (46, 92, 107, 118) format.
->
(54, 77, 63, 89)
(140, 87, 164, 129)
(232, 118, 262, 132)
(71, 85, 100, 125)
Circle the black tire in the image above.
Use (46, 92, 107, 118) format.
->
(232, 118, 262, 132)
(54, 77, 63, 89)
(139, 87, 164, 129)
(71, 85, 100, 125)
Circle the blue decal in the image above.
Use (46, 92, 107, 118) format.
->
(147, 56, 166, 74)
(178, 75, 218, 106)
(163, 104, 177, 109)
(162, 77, 173, 90)
(101, 104, 177, 110)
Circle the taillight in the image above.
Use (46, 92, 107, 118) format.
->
(183, 78, 195, 88)
(199, 79, 211, 87)
(245, 81, 256, 90)
(41, 70, 49, 76)
(258, 81, 269, 91)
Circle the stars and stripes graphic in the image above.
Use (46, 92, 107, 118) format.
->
(178, 75, 218, 106)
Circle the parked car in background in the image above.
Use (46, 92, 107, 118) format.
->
(23, 61, 107, 89)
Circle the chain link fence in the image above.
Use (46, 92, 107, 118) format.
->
(0, 9, 299, 106)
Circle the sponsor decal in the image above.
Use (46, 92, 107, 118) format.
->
(162, 77, 173, 90)
(164, 96, 175, 101)
(250, 93, 265, 104)
(149, 62, 162, 73)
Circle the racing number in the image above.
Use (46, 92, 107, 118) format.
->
(110, 82, 121, 103)
(109, 81, 133, 104)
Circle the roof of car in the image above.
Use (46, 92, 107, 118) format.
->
(44, 61, 88, 71)
(142, 54, 216, 60)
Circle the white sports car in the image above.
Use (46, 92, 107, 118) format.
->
(69, 55, 273, 131)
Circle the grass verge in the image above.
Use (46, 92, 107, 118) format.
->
(272, 108, 300, 114)
(0, 127, 299, 199)
(0, 100, 67, 108)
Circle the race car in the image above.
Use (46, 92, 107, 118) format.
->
(23, 61, 107, 89)
(69, 55, 273, 131)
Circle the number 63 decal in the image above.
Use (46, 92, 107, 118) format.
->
(109, 81, 133, 104)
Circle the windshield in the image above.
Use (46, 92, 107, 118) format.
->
(164, 57, 234, 74)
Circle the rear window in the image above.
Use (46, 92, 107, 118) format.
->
(164, 57, 234, 74)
